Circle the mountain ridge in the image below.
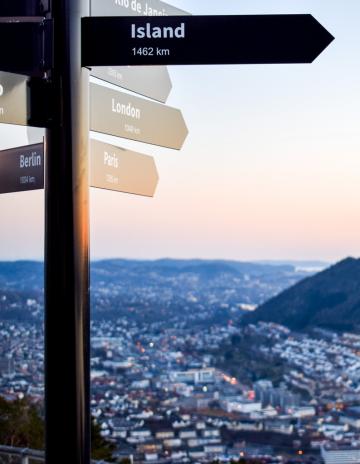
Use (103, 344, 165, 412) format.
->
(243, 257, 360, 332)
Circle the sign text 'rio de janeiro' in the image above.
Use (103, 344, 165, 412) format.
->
(90, 0, 188, 17)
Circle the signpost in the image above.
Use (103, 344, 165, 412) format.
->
(90, 139, 158, 197)
(0, 143, 44, 194)
(90, 83, 188, 149)
(83, 15, 334, 67)
(0, 72, 29, 125)
(91, 66, 172, 103)
(0, 4, 335, 464)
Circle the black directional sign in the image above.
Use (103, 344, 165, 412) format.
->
(0, 143, 44, 194)
(82, 15, 334, 67)
(0, 19, 51, 76)
(0, 1, 48, 17)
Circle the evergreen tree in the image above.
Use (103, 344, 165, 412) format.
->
(0, 396, 44, 449)
(0, 396, 116, 462)
(91, 419, 116, 462)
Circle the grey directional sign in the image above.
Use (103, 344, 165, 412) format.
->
(90, 139, 158, 197)
(91, 66, 172, 103)
(91, 0, 188, 17)
(0, 143, 44, 194)
(0, 72, 29, 126)
(90, 83, 188, 150)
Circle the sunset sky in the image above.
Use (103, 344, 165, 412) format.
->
(0, 0, 359, 262)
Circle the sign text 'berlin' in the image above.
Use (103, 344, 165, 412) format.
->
(0, 143, 44, 194)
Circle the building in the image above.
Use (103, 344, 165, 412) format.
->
(170, 368, 216, 384)
(321, 444, 360, 463)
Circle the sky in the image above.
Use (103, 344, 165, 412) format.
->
(0, 0, 359, 262)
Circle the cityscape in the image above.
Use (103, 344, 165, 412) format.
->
(1, 259, 360, 463)
(0, 2, 359, 464)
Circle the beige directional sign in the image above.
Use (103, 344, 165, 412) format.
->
(91, 0, 188, 17)
(0, 72, 28, 126)
(91, 66, 172, 103)
(90, 139, 158, 197)
(0, 143, 44, 194)
(90, 83, 188, 150)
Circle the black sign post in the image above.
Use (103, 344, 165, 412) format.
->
(44, 1, 90, 464)
(82, 15, 334, 67)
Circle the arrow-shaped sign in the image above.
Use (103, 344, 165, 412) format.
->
(0, 19, 51, 76)
(90, 83, 188, 149)
(0, 143, 44, 194)
(91, 0, 188, 17)
(0, 72, 29, 125)
(89, 1, 189, 103)
(83, 15, 334, 67)
(0, 1, 49, 17)
(91, 66, 172, 104)
(90, 139, 158, 197)
(0, 71, 50, 127)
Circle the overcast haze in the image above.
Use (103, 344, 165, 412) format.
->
(0, 1, 359, 262)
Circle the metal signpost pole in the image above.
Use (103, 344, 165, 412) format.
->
(44, 0, 90, 463)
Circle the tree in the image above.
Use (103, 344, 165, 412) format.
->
(0, 396, 44, 449)
(91, 419, 116, 462)
(0, 396, 116, 462)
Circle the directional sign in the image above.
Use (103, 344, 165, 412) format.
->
(0, 19, 51, 76)
(91, 66, 172, 103)
(91, 0, 188, 17)
(90, 83, 188, 149)
(0, 143, 44, 194)
(0, 72, 29, 125)
(82, 15, 334, 67)
(90, 139, 158, 197)
(0, 1, 48, 17)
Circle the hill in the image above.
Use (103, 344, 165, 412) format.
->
(0, 259, 312, 323)
(243, 257, 360, 332)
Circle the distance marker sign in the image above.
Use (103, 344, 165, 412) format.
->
(90, 83, 188, 149)
(90, 139, 158, 197)
(91, 66, 172, 103)
(0, 72, 29, 126)
(82, 15, 334, 67)
(0, 143, 44, 194)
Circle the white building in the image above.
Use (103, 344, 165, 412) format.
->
(170, 368, 216, 384)
(321, 444, 360, 463)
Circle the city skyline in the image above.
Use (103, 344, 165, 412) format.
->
(0, 1, 359, 262)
